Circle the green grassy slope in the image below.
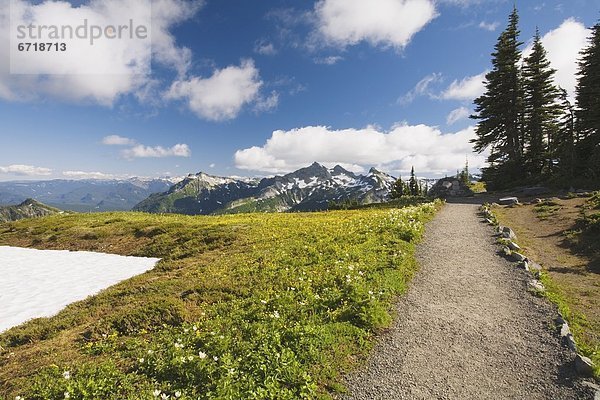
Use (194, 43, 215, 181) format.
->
(0, 202, 439, 399)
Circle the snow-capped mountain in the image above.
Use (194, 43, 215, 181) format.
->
(0, 177, 184, 212)
(133, 163, 396, 215)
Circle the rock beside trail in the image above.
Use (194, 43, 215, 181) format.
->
(428, 177, 474, 198)
(575, 354, 595, 376)
(499, 197, 519, 206)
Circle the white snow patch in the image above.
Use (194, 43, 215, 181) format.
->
(0, 246, 160, 333)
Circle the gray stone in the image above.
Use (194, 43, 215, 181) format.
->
(574, 354, 595, 376)
(528, 261, 542, 272)
(566, 334, 578, 352)
(429, 177, 475, 198)
(507, 241, 521, 251)
(501, 227, 517, 240)
(511, 252, 527, 262)
(528, 280, 545, 293)
(499, 197, 519, 205)
(560, 323, 571, 338)
(557, 314, 566, 325)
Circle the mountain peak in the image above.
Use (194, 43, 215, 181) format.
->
(19, 198, 44, 207)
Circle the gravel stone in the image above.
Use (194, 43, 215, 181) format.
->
(340, 203, 593, 400)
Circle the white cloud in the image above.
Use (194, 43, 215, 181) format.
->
(478, 21, 499, 31)
(398, 72, 442, 104)
(209, 163, 216, 168)
(166, 59, 263, 121)
(254, 40, 277, 56)
(446, 107, 471, 125)
(314, 56, 344, 65)
(439, 71, 487, 101)
(524, 18, 589, 98)
(0, 0, 202, 105)
(254, 91, 280, 113)
(62, 171, 123, 180)
(234, 124, 487, 176)
(122, 143, 191, 159)
(314, 0, 437, 49)
(0, 164, 52, 176)
(102, 135, 136, 146)
(439, 0, 488, 6)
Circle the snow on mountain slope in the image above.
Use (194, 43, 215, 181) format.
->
(133, 163, 398, 215)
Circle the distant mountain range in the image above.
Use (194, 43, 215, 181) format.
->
(0, 178, 181, 212)
(0, 199, 63, 223)
(133, 162, 396, 215)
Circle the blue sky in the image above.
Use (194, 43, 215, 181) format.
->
(0, 0, 597, 180)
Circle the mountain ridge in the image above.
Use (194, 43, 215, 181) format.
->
(0, 198, 63, 223)
(0, 177, 182, 212)
(133, 163, 397, 215)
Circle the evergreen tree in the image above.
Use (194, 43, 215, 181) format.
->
(389, 176, 404, 199)
(555, 88, 577, 178)
(471, 7, 524, 188)
(575, 21, 600, 178)
(522, 29, 562, 177)
(409, 166, 419, 196)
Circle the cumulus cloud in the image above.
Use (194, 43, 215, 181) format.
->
(122, 143, 191, 159)
(234, 124, 487, 176)
(166, 59, 263, 121)
(439, 71, 487, 101)
(524, 18, 589, 98)
(314, 0, 437, 49)
(102, 135, 136, 146)
(0, 164, 52, 176)
(0, 0, 202, 105)
(446, 107, 471, 125)
(398, 72, 442, 104)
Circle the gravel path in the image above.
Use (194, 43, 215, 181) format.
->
(341, 203, 594, 400)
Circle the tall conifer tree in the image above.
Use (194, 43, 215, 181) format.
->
(471, 7, 524, 188)
(575, 21, 600, 177)
(522, 29, 562, 177)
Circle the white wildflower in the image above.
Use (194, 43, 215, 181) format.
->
(153, 389, 161, 397)
(139, 358, 145, 363)
(198, 351, 207, 359)
(62, 371, 70, 380)
(64, 392, 70, 399)
(213, 356, 219, 361)
(174, 391, 182, 398)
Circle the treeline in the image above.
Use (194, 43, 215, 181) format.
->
(472, 7, 600, 189)
(390, 166, 429, 198)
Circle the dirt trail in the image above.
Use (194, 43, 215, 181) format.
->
(342, 203, 593, 400)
